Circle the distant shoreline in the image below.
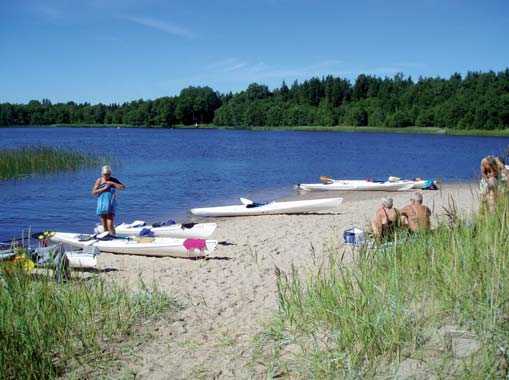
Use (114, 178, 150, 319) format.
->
(3, 124, 509, 137)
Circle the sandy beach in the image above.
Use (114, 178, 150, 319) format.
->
(98, 183, 480, 379)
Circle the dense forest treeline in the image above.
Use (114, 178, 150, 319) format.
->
(1, 69, 508, 129)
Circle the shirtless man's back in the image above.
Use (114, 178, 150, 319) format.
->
(400, 192, 431, 233)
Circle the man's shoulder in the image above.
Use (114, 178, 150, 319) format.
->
(400, 204, 412, 212)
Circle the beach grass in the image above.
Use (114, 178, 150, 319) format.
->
(0, 263, 179, 379)
(0, 146, 106, 179)
(253, 199, 509, 378)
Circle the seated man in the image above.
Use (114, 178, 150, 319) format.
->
(400, 192, 431, 233)
(370, 196, 399, 240)
(480, 155, 508, 214)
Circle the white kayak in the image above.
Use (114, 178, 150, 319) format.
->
(298, 179, 415, 191)
(1, 243, 98, 269)
(94, 220, 217, 238)
(190, 197, 343, 217)
(66, 247, 99, 269)
(50, 232, 218, 258)
(387, 176, 436, 189)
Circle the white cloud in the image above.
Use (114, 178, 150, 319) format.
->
(205, 58, 350, 81)
(158, 58, 427, 95)
(125, 16, 194, 38)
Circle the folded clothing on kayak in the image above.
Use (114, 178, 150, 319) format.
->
(183, 239, 207, 250)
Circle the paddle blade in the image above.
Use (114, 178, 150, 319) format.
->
(320, 176, 334, 184)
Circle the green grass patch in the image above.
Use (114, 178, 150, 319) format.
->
(0, 265, 180, 379)
(253, 200, 509, 379)
(0, 146, 107, 179)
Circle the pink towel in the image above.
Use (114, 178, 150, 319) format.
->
(183, 239, 206, 250)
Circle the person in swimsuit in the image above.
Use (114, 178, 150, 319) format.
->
(92, 165, 126, 234)
(480, 155, 508, 214)
(400, 192, 431, 233)
(370, 196, 399, 240)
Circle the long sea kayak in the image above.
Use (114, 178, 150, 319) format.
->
(50, 232, 218, 258)
(298, 180, 415, 191)
(94, 220, 217, 238)
(190, 197, 343, 217)
(387, 176, 438, 189)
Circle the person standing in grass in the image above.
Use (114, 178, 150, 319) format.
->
(92, 165, 126, 234)
(400, 192, 431, 233)
(480, 155, 508, 214)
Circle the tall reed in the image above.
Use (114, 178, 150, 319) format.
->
(254, 199, 509, 378)
(0, 146, 105, 179)
(0, 265, 179, 379)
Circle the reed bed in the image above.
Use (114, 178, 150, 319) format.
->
(254, 199, 509, 379)
(0, 264, 179, 379)
(0, 146, 105, 179)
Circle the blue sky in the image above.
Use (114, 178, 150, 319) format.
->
(1, 0, 508, 104)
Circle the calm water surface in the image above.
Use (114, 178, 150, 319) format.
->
(1, 127, 508, 240)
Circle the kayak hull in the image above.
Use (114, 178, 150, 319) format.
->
(190, 197, 343, 217)
(50, 232, 218, 258)
(95, 221, 217, 238)
(2, 245, 98, 269)
(298, 180, 415, 191)
(66, 250, 98, 268)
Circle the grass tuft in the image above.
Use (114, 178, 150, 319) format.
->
(0, 265, 179, 379)
(253, 197, 509, 379)
(0, 146, 107, 179)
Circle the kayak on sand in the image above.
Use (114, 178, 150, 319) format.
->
(387, 176, 440, 189)
(50, 232, 218, 258)
(1, 239, 98, 269)
(298, 179, 415, 192)
(94, 220, 217, 238)
(190, 197, 343, 217)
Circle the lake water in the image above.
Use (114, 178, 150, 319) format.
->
(1, 127, 508, 240)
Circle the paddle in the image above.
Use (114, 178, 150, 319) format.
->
(322, 176, 388, 183)
(34, 231, 56, 241)
(319, 176, 334, 184)
(28, 231, 57, 248)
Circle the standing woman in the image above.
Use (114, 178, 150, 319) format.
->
(92, 165, 126, 234)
